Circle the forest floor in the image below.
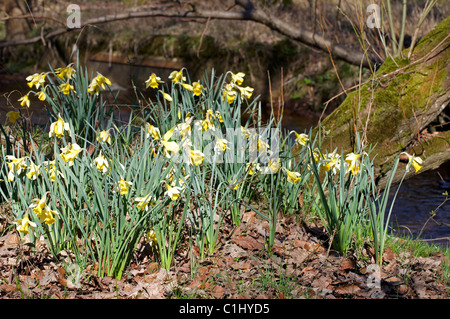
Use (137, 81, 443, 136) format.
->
(0, 207, 448, 300)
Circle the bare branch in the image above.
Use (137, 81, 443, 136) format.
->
(0, 1, 380, 68)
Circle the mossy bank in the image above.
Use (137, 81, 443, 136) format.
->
(316, 16, 450, 187)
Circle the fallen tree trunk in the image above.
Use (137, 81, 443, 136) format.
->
(0, 0, 379, 68)
(315, 17, 450, 189)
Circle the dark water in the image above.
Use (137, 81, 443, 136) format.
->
(1, 62, 449, 248)
(388, 161, 450, 248)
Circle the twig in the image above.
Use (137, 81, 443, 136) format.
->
(0, 14, 67, 27)
(197, 15, 211, 58)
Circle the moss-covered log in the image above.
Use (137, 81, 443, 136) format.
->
(316, 17, 450, 188)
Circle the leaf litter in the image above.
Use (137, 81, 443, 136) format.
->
(0, 208, 448, 299)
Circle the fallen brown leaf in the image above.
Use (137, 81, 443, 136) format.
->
(334, 284, 361, 296)
(383, 247, 396, 262)
(212, 285, 225, 299)
(232, 235, 264, 251)
(340, 258, 355, 271)
(56, 267, 67, 286)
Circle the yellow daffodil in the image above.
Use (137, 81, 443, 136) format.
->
(26, 161, 40, 180)
(42, 208, 59, 225)
(201, 118, 213, 133)
(411, 157, 423, 173)
(36, 89, 46, 101)
(223, 84, 237, 104)
(201, 109, 216, 132)
(223, 73, 253, 102)
(161, 128, 180, 158)
(30, 194, 59, 226)
(283, 167, 301, 184)
(145, 229, 158, 247)
(193, 82, 204, 96)
(265, 158, 281, 174)
(241, 126, 249, 139)
(26, 72, 47, 89)
(97, 130, 112, 144)
(323, 152, 341, 175)
(246, 163, 259, 176)
(49, 114, 71, 138)
(135, 194, 156, 211)
(93, 151, 110, 174)
(55, 64, 76, 80)
(6, 111, 20, 124)
(59, 82, 75, 95)
(169, 69, 186, 84)
(257, 138, 270, 153)
(60, 143, 82, 166)
(145, 123, 161, 140)
(189, 149, 205, 166)
(30, 194, 47, 216)
(13, 214, 36, 235)
(145, 73, 164, 89)
(180, 82, 194, 92)
(159, 90, 173, 102)
(42, 160, 60, 182)
(230, 72, 245, 85)
(345, 152, 361, 176)
(117, 178, 132, 195)
(88, 73, 112, 94)
(313, 149, 321, 163)
(215, 111, 224, 123)
(402, 152, 423, 173)
(185, 112, 193, 122)
(18, 94, 30, 107)
(178, 122, 192, 140)
(229, 177, 242, 190)
(95, 73, 112, 88)
(215, 138, 229, 152)
(293, 132, 309, 146)
(5, 155, 27, 181)
(165, 184, 182, 201)
(237, 86, 254, 99)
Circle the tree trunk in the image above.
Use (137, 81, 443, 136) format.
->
(315, 17, 450, 189)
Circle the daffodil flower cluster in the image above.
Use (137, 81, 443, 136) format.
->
(18, 65, 113, 110)
(29, 193, 59, 226)
(4, 155, 63, 183)
(4, 64, 427, 278)
(315, 150, 363, 176)
(223, 72, 254, 104)
(12, 193, 60, 234)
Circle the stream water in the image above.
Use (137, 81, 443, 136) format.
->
(1, 60, 449, 248)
